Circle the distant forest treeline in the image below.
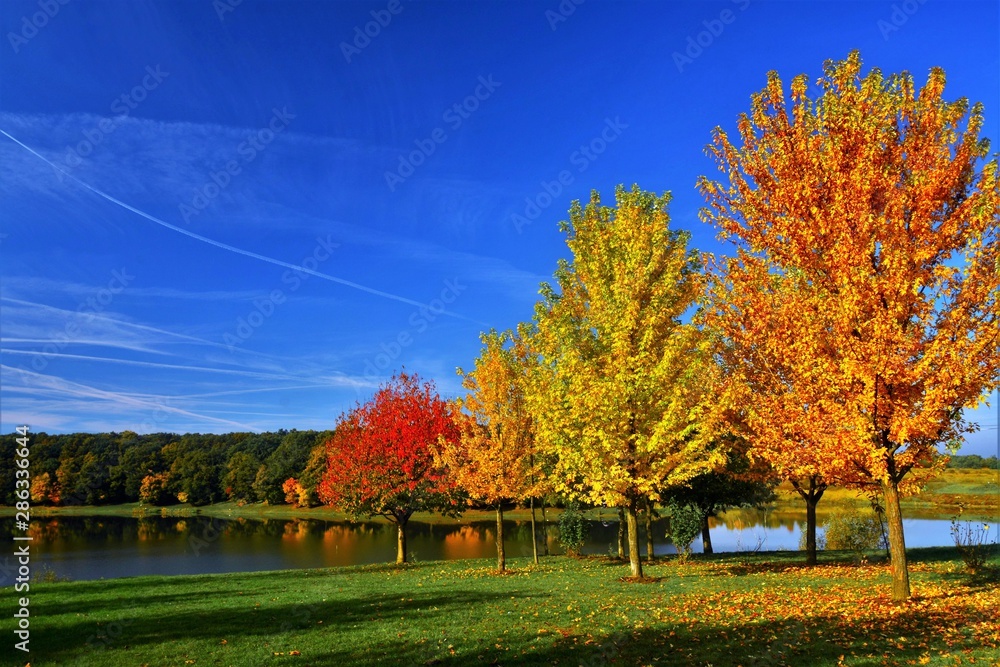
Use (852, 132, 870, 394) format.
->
(1, 431, 996, 508)
(947, 454, 1000, 469)
(0, 430, 331, 507)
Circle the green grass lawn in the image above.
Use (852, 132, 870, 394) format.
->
(8, 547, 998, 667)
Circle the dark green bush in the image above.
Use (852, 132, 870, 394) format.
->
(558, 502, 588, 556)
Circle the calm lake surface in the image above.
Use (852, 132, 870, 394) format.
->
(0, 510, 966, 583)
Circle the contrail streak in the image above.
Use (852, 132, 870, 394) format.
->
(1, 129, 468, 319)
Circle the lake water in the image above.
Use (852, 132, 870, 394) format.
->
(0, 508, 973, 584)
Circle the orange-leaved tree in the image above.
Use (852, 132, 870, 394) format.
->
(317, 372, 462, 564)
(698, 52, 1000, 600)
(438, 329, 541, 571)
(526, 185, 722, 579)
(704, 267, 871, 565)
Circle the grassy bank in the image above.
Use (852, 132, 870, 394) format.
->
(770, 467, 999, 521)
(7, 547, 998, 666)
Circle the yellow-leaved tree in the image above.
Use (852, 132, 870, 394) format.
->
(699, 52, 1000, 600)
(438, 329, 542, 572)
(526, 185, 721, 579)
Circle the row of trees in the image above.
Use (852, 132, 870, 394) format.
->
(317, 52, 999, 601)
(0, 429, 330, 508)
(946, 455, 999, 469)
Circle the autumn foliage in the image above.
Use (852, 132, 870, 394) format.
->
(282, 477, 310, 508)
(438, 329, 540, 571)
(699, 52, 1000, 599)
(318, 372, 462, 564)
(526, 185, 722, 579)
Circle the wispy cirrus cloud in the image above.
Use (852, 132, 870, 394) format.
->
(1, 364, 262, 432)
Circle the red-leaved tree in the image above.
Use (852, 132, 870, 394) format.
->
(317, 372, 462, 564)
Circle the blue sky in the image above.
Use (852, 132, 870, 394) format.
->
(0, 0, 997, 455)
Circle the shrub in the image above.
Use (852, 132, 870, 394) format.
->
(820, 509, 887, 557)
(558, 502, 587, 556)
(950, 517, 993, 574)
(798, 528, 827, 552)
(665, 501, 703, 560)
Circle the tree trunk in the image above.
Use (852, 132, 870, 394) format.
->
(396, 520, 407, 565)
(882, 477, 911, 601)
(701, 514, 713, 554)
(540, 501, 549, 556)
(805, 497, 817, 566)
(792, 476, 826, 567)
(617, 507, 626, 559)
(626, 500, 643, 579)
(530, 496, 539, 565)
(495, 504, 506, 572)
(645, 498, 655, 559)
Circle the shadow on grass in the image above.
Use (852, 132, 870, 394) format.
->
(215, 596, 995, 667)
(37, 588, 541, 664)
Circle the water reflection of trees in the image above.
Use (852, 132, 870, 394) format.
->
(713, 508, 805, 531)
(3, 512, 813, 559)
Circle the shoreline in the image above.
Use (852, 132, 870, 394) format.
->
(2, 495, 994, 523)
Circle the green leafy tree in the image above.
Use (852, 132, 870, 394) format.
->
(170, 450, 220, 506)
(662, 440, 777, 553)
(223, 452, 261, 502)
